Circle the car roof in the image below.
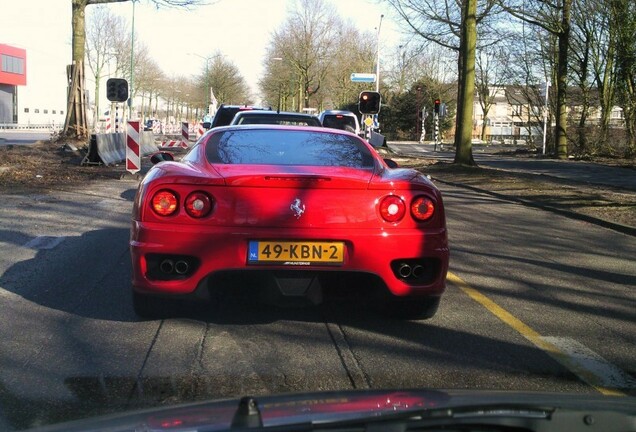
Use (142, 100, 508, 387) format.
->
(233, 110, 318, 118)
(211, 124, 354, 135)
(319, 110, 357, 116)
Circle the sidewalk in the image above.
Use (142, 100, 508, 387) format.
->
(404, 159, 636, 237)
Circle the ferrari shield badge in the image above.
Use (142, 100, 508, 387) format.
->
(290, 198, 305, 219)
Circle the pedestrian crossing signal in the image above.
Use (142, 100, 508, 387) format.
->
(434, 99, 441, 114)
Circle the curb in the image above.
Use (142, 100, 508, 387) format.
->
(432, 177, 636, 237)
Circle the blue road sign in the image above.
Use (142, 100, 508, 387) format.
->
(350, 73, 376, 83)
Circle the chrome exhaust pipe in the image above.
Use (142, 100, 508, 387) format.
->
(174, 260, 190, 275)
(412, 265, 424, 279)
(398, 263, 412, 278)
(160, 259, 174, 274)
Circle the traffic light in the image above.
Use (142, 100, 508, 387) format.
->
(359, 91, 381, 114)
(106, 78, 129, 102)
(434, 99, 441, 114)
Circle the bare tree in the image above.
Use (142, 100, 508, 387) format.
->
(569, 0, 595, 154)
(502, 18, 556, 151)
(66, 0, 205, 141)
(135, 54, 164, 120)
(382, 44, 449, 97)
(323, 23, 375, 110)
(85, 6, 126, 129)
(496, 0, 573, 160)
(454, 0, 478, 165)
(204, 53, 251, 106)
(475, 46, 507, 141)
(269, 0, 340, 111)
(612, 0, 636, 154)
(383, 0, 501, 165)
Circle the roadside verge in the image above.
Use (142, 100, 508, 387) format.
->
(412, 161, 636, 237)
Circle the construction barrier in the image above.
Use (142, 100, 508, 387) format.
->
(369, 130, 387, 148)
(126, 121, 141, 174)
(195, 122, 205, 139)
(82, 131, 157, 166)
(182, 122, 189, 143)
(158, 122, 191, 149)
(160, 140, 189, 149)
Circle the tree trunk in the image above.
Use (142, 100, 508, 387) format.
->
(454, 0, 477, 166)
(64, 0, 89, 140)
(554, 0, 572, 159)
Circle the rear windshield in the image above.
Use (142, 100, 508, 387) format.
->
(235, 114, 321, 127)
(210, 108, 240, 127)
(322, 115, 357, 132)
(206, 129, 374, 168)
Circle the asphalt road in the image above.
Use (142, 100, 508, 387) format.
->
(0, 178, 634, 430)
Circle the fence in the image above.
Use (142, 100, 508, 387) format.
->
(0, 123, 62, 131)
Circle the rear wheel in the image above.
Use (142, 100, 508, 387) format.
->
(382, 297, 440, 320)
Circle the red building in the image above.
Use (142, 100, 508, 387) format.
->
(0, 43, 27, 123)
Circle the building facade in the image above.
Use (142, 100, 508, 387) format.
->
(0, 43, 27, 123)
(0, 43, 68, 128)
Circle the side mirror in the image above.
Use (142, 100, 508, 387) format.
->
(202, 122, 211, 129)
(150, 151, 174, 165)
(384, 158, 398, 169)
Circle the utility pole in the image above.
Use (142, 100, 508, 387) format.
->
(375, 14, 384, 93)
(128, 0, 136, 119)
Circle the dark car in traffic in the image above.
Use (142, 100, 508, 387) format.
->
(205, 104, 271, 129)
(230, 110, 322, 127)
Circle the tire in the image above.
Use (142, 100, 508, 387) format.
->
(382, 297, 441, 320)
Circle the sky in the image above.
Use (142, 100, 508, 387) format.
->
(1, 0, 404, 106)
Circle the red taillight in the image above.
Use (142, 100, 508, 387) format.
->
(380, 195, 406, 222)
(411, 196, 435, 221)
(185, 191, 213, 218)
(151, 190, 178, 216)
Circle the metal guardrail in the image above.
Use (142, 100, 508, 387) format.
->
(0, 123, 62, 131)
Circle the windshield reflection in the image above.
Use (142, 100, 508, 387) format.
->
(207, 129, 374, 168)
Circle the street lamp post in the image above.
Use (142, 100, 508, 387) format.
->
(375, 14, 384, 93)
(542, 80, 551, 155)
(188, 53, 212, 115)
(128, 0, 136, 118)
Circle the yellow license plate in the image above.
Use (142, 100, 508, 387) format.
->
(248, 241, 344, 265)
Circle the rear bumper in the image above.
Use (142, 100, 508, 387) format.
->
(130, 221, 449, 299)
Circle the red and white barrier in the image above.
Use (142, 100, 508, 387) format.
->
(196, 122, 205, 139)
(160, 140, 188, 149)
(182, 122, 189, 144)
(126, 120, 141, 174)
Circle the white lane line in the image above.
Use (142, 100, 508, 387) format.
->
(542, 337, 636, 390)
(23, 236, 65, 250)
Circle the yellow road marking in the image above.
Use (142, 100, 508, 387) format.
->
(447, 272, 626, 396)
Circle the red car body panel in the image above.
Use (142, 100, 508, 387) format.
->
(130, 126, 449, 301)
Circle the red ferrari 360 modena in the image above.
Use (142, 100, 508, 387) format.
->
(130, 125, 449, 319)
